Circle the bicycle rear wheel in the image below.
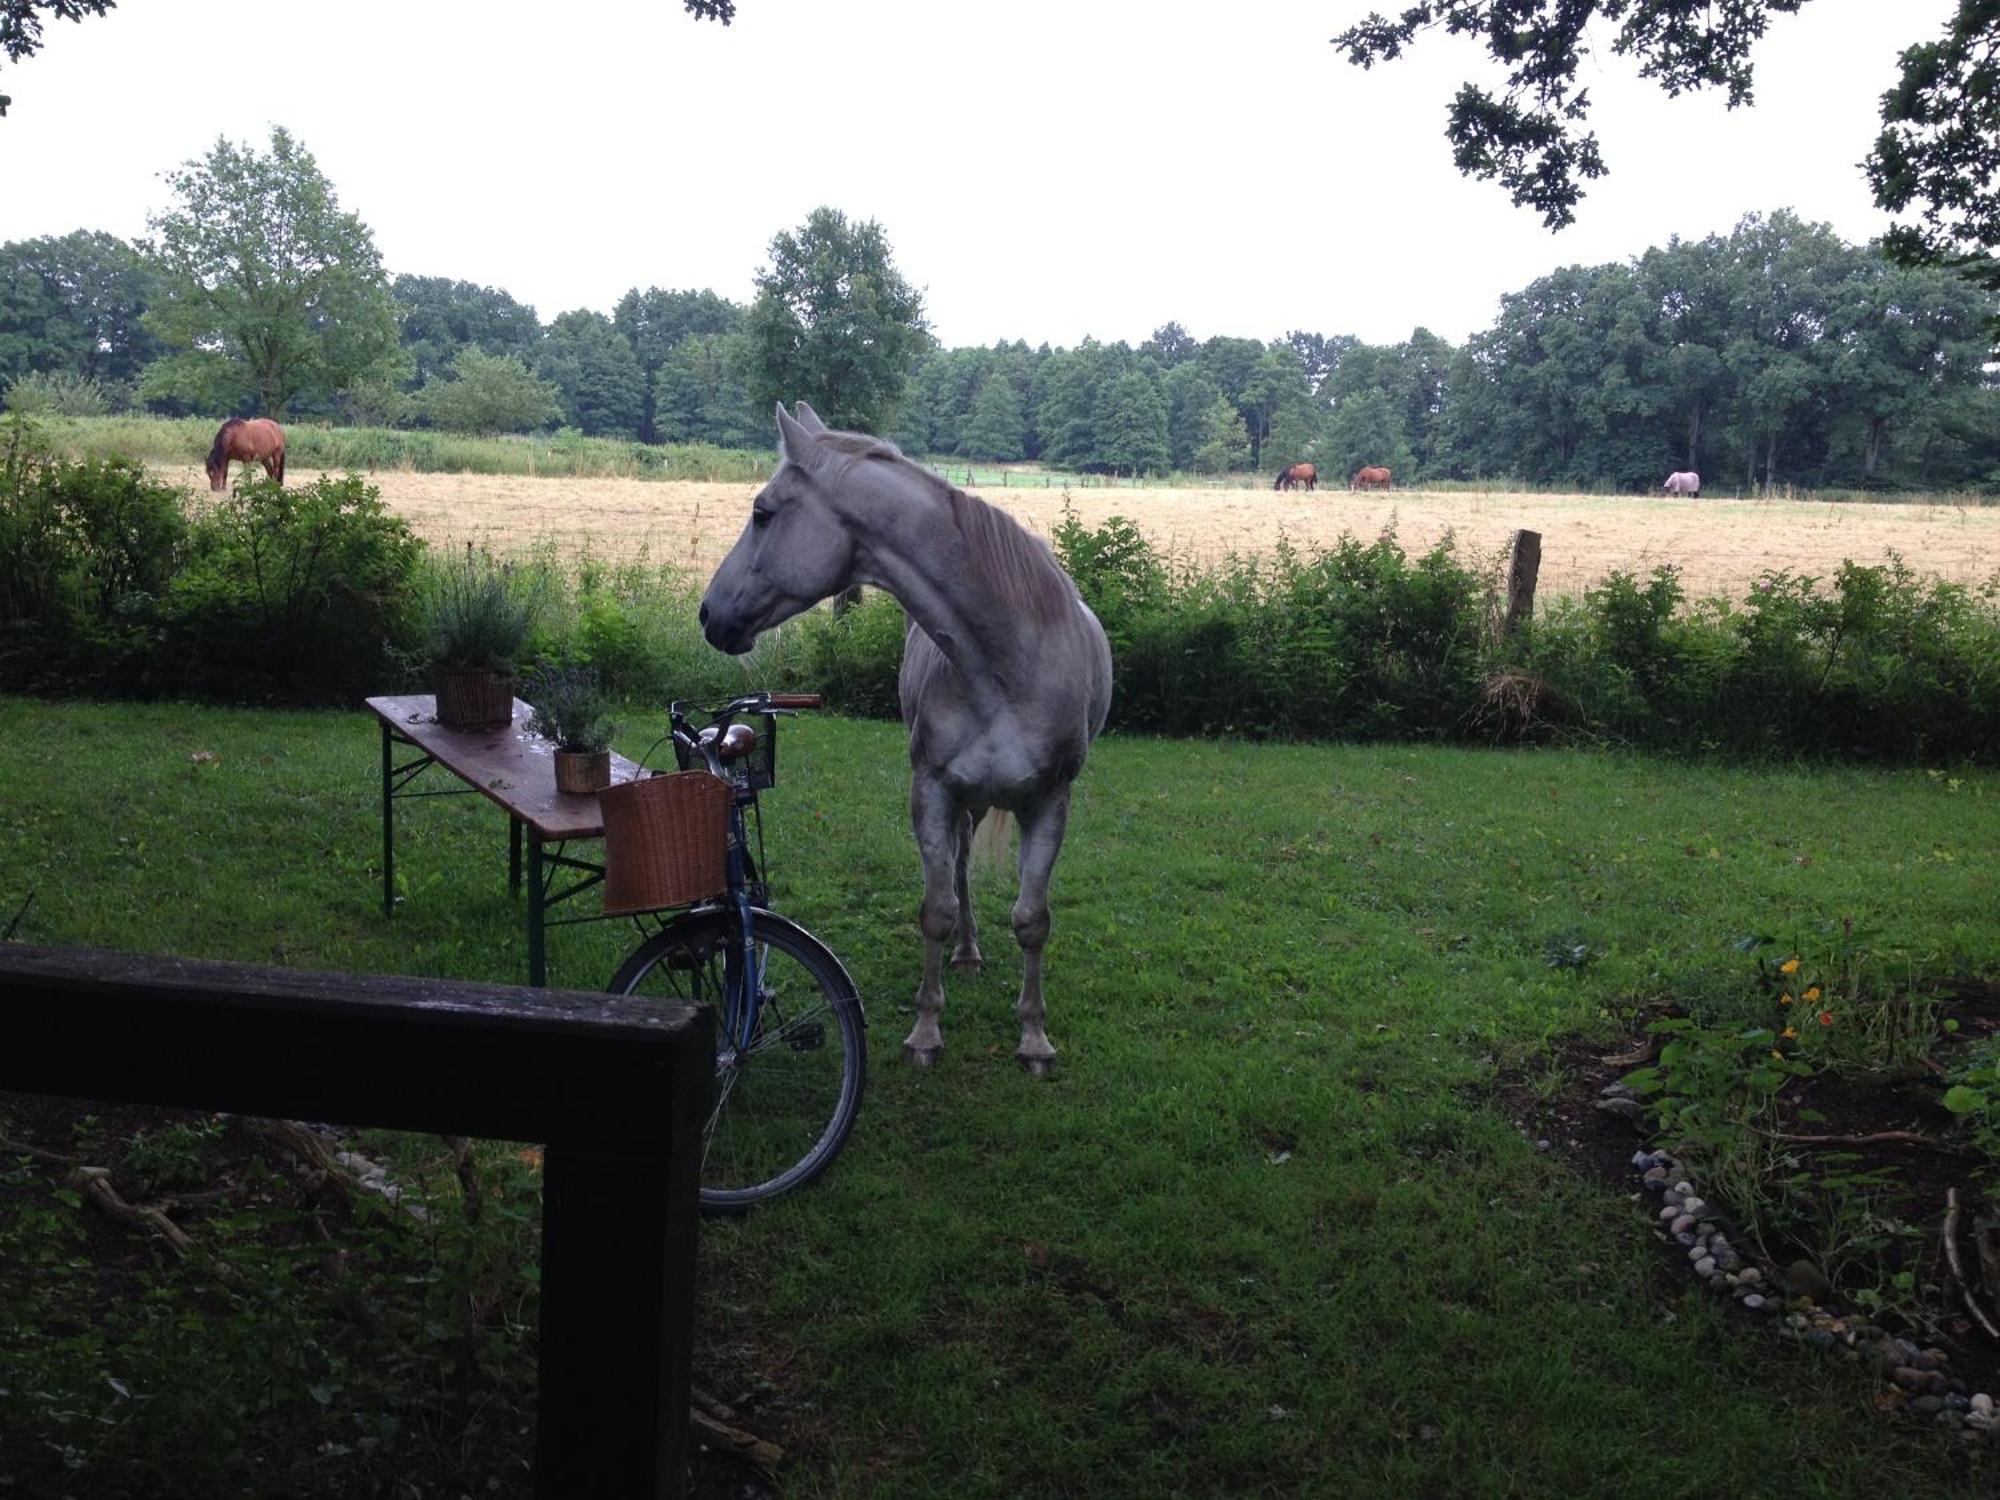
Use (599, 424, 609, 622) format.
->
(609, 906, 865, 1212)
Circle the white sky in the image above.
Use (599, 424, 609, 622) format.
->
(0, 0, 1954, 350)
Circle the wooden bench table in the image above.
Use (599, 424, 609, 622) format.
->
(366, 694, 647, 986)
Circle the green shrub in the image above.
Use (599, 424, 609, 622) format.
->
(164, 475, 423, 702)
(4, 370, 112, 417)
(789, 590, 908, 718)
(522, 662, 617, 752)
(0, 416, 187, 690)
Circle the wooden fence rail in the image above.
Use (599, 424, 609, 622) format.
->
(0, 943, 712, 1499)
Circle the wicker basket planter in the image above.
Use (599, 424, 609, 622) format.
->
(434, 668, 516, 730)
(599, 771, 731, 916)
(553, 749, 612, 796)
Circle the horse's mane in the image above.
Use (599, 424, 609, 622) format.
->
(816, 430, 1078, 626)
(207, 417, 245, 471)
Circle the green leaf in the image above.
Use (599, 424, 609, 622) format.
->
(1942, 1085, 1985, 1114)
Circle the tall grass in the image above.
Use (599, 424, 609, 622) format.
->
(39, 414, 771, 483)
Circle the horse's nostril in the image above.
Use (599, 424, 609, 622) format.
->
(698, 603, 709, 626)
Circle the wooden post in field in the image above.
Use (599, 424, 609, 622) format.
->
(1503, 529, 1542, 637)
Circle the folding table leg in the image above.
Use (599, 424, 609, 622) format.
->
(510, 816, 523, 895)
(527, 835, 546, 987)
(381, 720, 395, 918)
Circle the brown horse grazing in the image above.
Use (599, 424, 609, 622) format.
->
(1350, 466, 1392, 491)
(1273, 462, 1317, 492)
(205, 417, 286, 492)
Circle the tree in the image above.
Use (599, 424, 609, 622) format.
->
(537, 309, 645, 438)
(613, 286, 741, 442)
(415, 348, 562, 435)
(393, 276, 541, 390)
(1191, 395, 1251, 474)
(1163, 363, 1226, 469)
(1333, 0, 2000, 299)
(959, 372, 1027, 461)
(0, 230, 159, 390)
(1867, 0, 2000, 302)
(1140, 321, 1198, 367)
(1091, 369, 1171, 475)
(741, 207, 928, 435)
(141, 128, 402, 417)
(0, 0, 113, 116)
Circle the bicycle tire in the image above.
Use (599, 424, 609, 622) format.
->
(609, 906, 865, 1212)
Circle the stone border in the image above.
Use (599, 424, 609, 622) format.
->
(1602, 1085, 2000, 1442)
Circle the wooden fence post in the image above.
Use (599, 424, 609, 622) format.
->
(1503, 529, 1542, 637)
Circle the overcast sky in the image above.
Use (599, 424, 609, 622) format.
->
(0, 0, 1954, 350)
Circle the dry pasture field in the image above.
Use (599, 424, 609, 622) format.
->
(222, 464, 2000, 602)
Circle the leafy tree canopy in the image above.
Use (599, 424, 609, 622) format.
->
(742, 206, 928, 434)
(0, 229, 159, 388)
(1334, 0, 2000, 301)
(141, 127, 403, 417)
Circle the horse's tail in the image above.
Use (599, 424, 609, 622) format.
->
(274, 439, 286, 486)
(971, 808, 1012, 876)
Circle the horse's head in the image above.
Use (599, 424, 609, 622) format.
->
(700, 402, 861, 654)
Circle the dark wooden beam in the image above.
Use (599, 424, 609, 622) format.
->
(0, 942, 711, 1500)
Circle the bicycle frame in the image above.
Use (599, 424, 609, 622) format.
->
(667, 693, 819, 1057)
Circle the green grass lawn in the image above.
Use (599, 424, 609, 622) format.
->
(2, 695, 1997, 1497)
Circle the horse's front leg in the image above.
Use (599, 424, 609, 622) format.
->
(1011, 788, 1072, 1077)
(904, 773, 961, 1067)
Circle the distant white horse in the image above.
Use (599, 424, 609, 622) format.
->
(700, 403, 1113, 1075)
(1663, 470, 1701, 497)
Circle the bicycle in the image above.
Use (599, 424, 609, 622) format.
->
(605, 692, 866, 1212)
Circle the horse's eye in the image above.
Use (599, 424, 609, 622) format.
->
(752, 509, 773, 527)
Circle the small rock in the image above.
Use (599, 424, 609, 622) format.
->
(1743, 1293, 1766, 1310)
(1736, 1267, 1761, 1285)
(1594, 1097, 1646, 1126)
(1535, 1139, 1552, 1151)
(1694, 1257, 1717, 1277)
(1670, 1214, 1696, 1235)
(1681, 1196, 1709, 1218)
(1923, 1347, 1951, 1367)
(1601, 1082, 1634, 1099)
(1659, 1205, 1681, 1222)
(1630, 1149, 1655, 1169)
(1972, 1393, 1993, 1417)
(1893, 1366, 1930, 1391)
(1663, 1189, 1685, 1210)
(1911, 1396, 1946, 1417)
(1673, 1181, 1693, 1196)
(1674, 1231, 1698, 1247)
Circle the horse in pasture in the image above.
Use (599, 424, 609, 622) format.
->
(1351, 466, 1392, 491)
(205, 417, 286, 492)
(1274, 463, 1317, 492)
(700, 402, 1113, 1075)
(1663, 470, 1701, 497)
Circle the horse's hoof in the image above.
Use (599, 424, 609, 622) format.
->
(1016, 1053, 1057, 1079)
(950, 953, 984, 973)
(903, 1043, 943, 1068)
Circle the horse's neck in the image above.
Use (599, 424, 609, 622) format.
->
(846, 475, 1043, 707)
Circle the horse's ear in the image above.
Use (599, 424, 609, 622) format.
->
(792, 401, 829, 435)
(775, 403, 825, 470)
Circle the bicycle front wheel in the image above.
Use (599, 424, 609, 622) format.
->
(609, 907, 865, 1212)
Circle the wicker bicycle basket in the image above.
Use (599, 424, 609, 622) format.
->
(598, 770, 731, 916)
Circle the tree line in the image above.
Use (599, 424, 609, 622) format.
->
(2, 130, 1995, 491)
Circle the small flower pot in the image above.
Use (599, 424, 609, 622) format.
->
(435, 668, 516, 730)
(553, 748, 612, 796)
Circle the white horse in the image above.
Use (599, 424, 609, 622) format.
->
(1663, 470, 1701, 497)
(700, 403, 1113, 1075)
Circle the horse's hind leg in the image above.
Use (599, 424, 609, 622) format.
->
(904, 773, 960, 1066)
(950, 807, 984, 971)
(1010, 788, 1072, 1077)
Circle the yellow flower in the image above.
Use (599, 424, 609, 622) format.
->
(1781, 993, 1795, 1005)
(1782, 1027, 1799, 1040)
(1780, 958, 1801, 975)
(1770, 1049, 1785, 1061)
(1803, 986, 1821, 1002)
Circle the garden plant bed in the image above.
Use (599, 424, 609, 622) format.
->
(1506, 977, 2000, 1428)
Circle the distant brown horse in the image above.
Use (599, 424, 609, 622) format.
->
(1273, 463, 1317, 492)
(205, 417, 286, 492)
(1350, 466, 1392, 491)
